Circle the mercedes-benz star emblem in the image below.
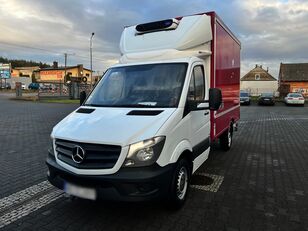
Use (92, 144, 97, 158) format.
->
(72, 145, 86, 164)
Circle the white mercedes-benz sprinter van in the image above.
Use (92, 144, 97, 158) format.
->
(46, 12, 240, 208)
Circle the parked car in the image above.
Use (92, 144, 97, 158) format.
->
(258, 92, 275, 105)
(240, 92, 251, 105)
(284, 93, 305, 106)
(28, 83, 40, 90)
(0, 83, 11, 89)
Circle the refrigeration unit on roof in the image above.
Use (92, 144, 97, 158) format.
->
(120, 14, 213, 55)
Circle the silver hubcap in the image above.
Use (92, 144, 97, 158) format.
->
(176, 167, 188, 200)
(228, 130, 232, 147)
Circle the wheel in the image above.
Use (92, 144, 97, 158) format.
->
(168, 158, 190, 209)
(220, 125, 233, 151)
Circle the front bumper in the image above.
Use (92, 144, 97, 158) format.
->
(240, 98, 250, 104)
(46, 153, 175, 202)
(259, 99, 274, 105)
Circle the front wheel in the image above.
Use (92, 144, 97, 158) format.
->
(220, 126, 233, 151)
(167, 158, 190, 209)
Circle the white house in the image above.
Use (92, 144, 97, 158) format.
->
(241, 65, 278, 96)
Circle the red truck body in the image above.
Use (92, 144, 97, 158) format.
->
(206, 12, 241, 141)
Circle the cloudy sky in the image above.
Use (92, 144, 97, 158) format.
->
(0, 0, 307, 77)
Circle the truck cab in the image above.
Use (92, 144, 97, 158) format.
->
(46, 12, 240, 208)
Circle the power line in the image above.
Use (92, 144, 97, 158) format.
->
(0, 41, 61, 55)
(0, 41, 110, 62)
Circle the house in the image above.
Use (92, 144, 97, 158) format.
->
(36, 62, 92, 83)
(240, 65, 278, 96)
(278, 63, 308, 97)
(11, 66, 40, 77)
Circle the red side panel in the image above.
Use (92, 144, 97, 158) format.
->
(206, 12, 241, 140)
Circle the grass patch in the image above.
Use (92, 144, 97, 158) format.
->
(11, 96, 38, 101)
(39, 99, 79, 104)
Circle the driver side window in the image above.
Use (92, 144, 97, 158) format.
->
(187, 65, 205, 101)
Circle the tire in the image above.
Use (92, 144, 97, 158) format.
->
(220, 125, 233, 151)
(167, 158, 191, 209)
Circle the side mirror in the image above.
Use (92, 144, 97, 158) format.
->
(209, 88, 222, 110)
(80, 91, 86, 105)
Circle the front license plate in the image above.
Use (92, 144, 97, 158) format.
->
(64, 182, 97, 200)
(264, 99, 270, 101)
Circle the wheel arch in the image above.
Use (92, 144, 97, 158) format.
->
(169, 140, 193, 171)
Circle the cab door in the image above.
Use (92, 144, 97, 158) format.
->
(185, 63, 210, 171)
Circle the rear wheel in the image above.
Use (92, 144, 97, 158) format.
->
(168, 158, 190, 209)
(220, 125, 233, 151)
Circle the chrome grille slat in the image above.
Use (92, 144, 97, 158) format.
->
(55, 139, 121, 169)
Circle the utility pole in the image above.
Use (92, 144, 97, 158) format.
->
(64, 52, 75, 83)
(64, 53, 67, 83)
(90, 32, 95, 89)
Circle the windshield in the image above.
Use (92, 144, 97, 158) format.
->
(85, 63, 188, 108)
(288, 93, 302, 97)
(240, 92, 249, 97)
(261, 93, 273, 97)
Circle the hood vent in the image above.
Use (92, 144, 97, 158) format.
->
(76, 108, 95, 114)
(127, 110, 163, 116)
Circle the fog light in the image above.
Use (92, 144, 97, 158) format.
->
(124, 159, 135, 166)
(136, 147, 154, 161)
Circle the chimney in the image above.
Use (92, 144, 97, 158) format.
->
(267, 67, 269, 72)
(255, 64, 258, 68)
(53, 61, 58, 68)
(260, 65, 262, 69)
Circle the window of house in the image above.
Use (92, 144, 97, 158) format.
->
(187, 65, 205, 101)
(255, 74, 260, 80)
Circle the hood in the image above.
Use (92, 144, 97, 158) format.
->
(51, 107, 176, 146)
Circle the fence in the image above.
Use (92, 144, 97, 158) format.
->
(38, 82, 92, 99)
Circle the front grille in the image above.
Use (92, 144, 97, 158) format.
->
(55, 139, 121, 169)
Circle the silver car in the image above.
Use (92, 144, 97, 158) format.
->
(284, 93, 305, 106)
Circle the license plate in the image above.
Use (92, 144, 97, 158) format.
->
(64, 182, 97, 200)
(264, 99, 270, 101)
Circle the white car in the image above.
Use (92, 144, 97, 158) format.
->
(285, 93, 305, 105)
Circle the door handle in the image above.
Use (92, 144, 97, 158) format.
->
(204, 111, 209, 115)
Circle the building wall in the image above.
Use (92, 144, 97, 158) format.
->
(286, 82, 308, 97)
(11, 69, 20, 77)
(241, 80, 278, 96)
(39, 67, 91, 82)
(11, 67, 39, 77)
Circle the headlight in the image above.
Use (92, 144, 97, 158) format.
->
(123, 136, 165, 167)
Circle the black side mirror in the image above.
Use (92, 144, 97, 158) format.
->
(80, 91, 86, 105)
(209, 88, 222, 110)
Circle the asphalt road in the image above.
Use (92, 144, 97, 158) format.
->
(0, 94, 308, 231)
